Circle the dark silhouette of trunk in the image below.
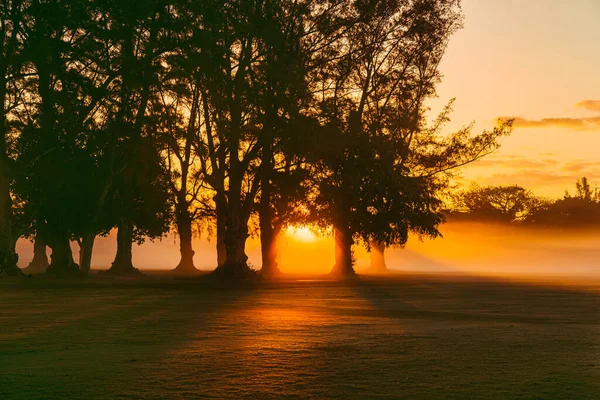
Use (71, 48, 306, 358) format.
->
(216, 217, 226, 267)
(369, 240, 387, 272)
(107, 218, 140, 275)
(213, 206, 253, 277)
(173, 211, 198, 274)
(260, 224, 281, 276)
(46, 231, 79, 277)
(24, 235, 49, 274)
(171, 89, 199, 275)
(0, 33, 20, 276)
(258, 136, 282, 276)
(259, 186, 281, 276)
(78, 233, 96, 275)
(0, 155, 18, 276)
(36, 57, 79, 277)
(221, 210, 250, 270)
(330, 223, 355, 276)
(214, 192, 227, 267)
(213, 171, 254, 277)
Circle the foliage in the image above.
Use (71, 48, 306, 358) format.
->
(0, 0, 516, 277)
(454, 184, 547, 223)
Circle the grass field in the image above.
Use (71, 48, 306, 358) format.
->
(0, 273, 599, 399)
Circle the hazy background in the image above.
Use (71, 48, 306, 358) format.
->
(16, 222, 600, 277)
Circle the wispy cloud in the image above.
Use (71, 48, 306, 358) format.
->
(469, 155, 554, 169)
(499, 100, 600, 131)
(466, 155, 600, 195)
(477, 170, 576, 189)
(502, 116, 600, 130)
(575, 100, 600, 112)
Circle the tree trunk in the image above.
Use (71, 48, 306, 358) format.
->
(46, 231, 80, 277)
(259, 204, 281, 276)
(78, 233, 96, 275)
(172, 211, 198, 274)
(260, 226, 281, 276)
(0, 168, 19, 276)
(0, 56, 20, 276)
(107, 218, 140, 275)
(223, 212, 249, 266)
(214, 192, 227, 267)
(213, 201, 253, 278)
(330, 224, 355, 276)
(0, 113, 19, 276)
(369, 240, 387, 272)
(24, 234, 49, 274)
(258, 132, 281, 276)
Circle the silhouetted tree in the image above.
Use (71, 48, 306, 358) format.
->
(0, 0, 514, 279)
(0, 0, 25, 276)
(527, 177, 600, 227)
(103, 0, 178, 275)
(25, 233, 48, 273)
(573, 177, 597, 202)
(455, 184, 545, 223)
(303, 0, 512, 276)
(14, 0, 113, 276)
(253, 1, 316, 276)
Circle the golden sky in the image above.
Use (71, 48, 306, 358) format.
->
(429, 0, 600, 198)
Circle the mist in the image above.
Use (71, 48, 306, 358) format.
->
(15, 221, 600, 278)
(376, 222, 600, 278)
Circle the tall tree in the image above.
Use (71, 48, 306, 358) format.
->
(254, 0, 313, 276)
(0, 0, 25, 275)
(306, 0, 512, 275)
(157, 26, 216, 274)
(12, 0, 130, 276)
(185, 0, 293, 276)
(15, 0, 107, 276)
(103, 0, 177, 275)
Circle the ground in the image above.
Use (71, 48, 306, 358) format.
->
(0, 272, 599, 399)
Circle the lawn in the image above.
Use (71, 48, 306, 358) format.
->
(0, 273, 599, 399)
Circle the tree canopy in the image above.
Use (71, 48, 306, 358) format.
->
(0, 0, 512, 277)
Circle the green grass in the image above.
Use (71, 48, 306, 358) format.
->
(0, 273, 599, 399)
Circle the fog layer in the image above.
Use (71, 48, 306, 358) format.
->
(16, 222, 600, 277)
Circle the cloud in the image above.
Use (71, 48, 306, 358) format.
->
(464, 155, 600, 196)
(561, 160, 600, 174)
(469, 155, 554, 170)
(575, 100, 600, 112)
(498, 99, 600, 131)
(474, 170, 576, 191)
(504, 116, 600, 130)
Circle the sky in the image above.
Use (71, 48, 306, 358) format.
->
(429, 0, 600, 198)
(18, 1, 600, 273)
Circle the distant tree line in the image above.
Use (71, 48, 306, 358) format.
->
(453, 177, 600, 227)
(0, 0, 512, 277)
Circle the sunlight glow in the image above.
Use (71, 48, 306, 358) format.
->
(286, 226, 317, 242)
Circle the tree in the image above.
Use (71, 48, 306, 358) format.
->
(574, 177, 596, 202)
(253, 0, 315, 276)
(102, 0, 178, 275)
(155, 21, 217, 274)
(182, 0, 307, 277)
(13, 0, 110, 276)
(24, 233, 48, 273)
(0, 0, 26, 276)
(456, 184, 544, 223)
(301, 0, 512, 276)
(528, 177, 600, 227)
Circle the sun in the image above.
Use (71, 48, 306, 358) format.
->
(286, 226, 317, 242)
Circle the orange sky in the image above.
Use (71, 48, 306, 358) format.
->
(428, 0, 600, 198)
